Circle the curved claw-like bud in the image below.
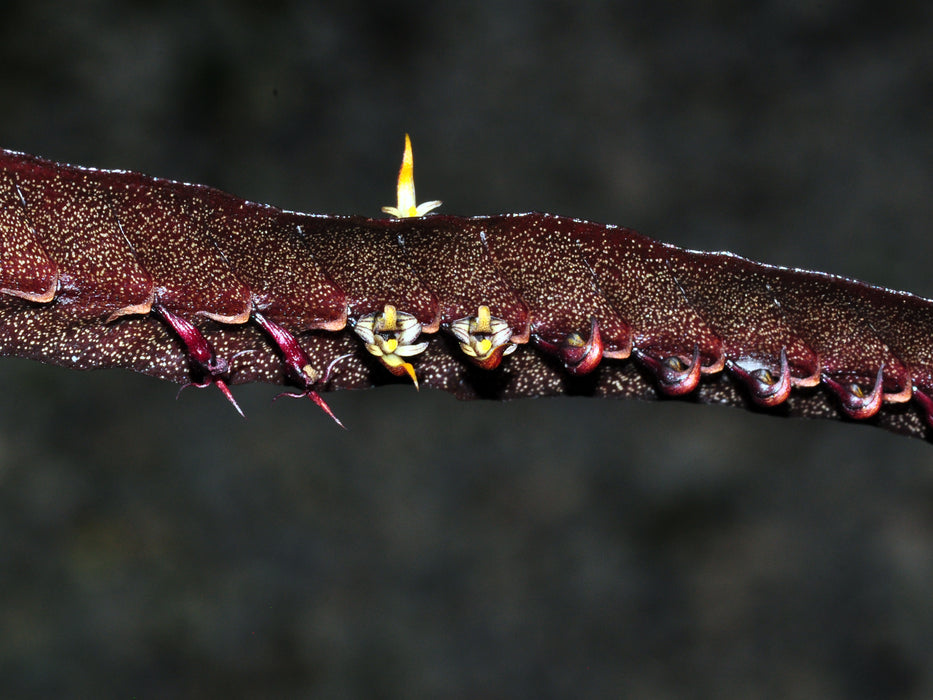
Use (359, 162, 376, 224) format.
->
(634, 345, 702, 396)
(727, 348, 793, 407)
(821, 364, 885, 419)
(154, 303, 243, 417)
(561, 317, 604, 376)
(450, 305, 517, 370)
(354, 304, 429, 387)
(536, 317, 604, 376)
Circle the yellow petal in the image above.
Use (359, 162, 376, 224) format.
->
(382, 134, 441, 219)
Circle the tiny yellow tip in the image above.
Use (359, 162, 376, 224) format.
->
(402, 361, 420, 390)
(403, 133, 413, 166)
(384, 338, 399, 353)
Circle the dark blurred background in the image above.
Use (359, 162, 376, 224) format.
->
(1, 2, 932, 698)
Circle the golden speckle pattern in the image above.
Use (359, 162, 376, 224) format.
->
(483, 213, 632, 358)
(9, 153, 154, 317)
(392, 216, 530, 342)
(105, 176, 251, 324)
(0, 173, 58, 301)
(296, 215, 439, 331)
(2, 147, 933, 440)
(212, 207, 347, 332)
(574, 224, 723, 370)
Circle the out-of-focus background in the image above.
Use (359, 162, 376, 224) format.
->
(1, 2, 932, 697)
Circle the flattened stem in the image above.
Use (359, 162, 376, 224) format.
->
(4, 142, 933, 442)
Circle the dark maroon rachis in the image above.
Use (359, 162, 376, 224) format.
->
(2, 142, 933, 442)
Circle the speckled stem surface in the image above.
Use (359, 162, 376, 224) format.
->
(2, 148, 932, 441)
